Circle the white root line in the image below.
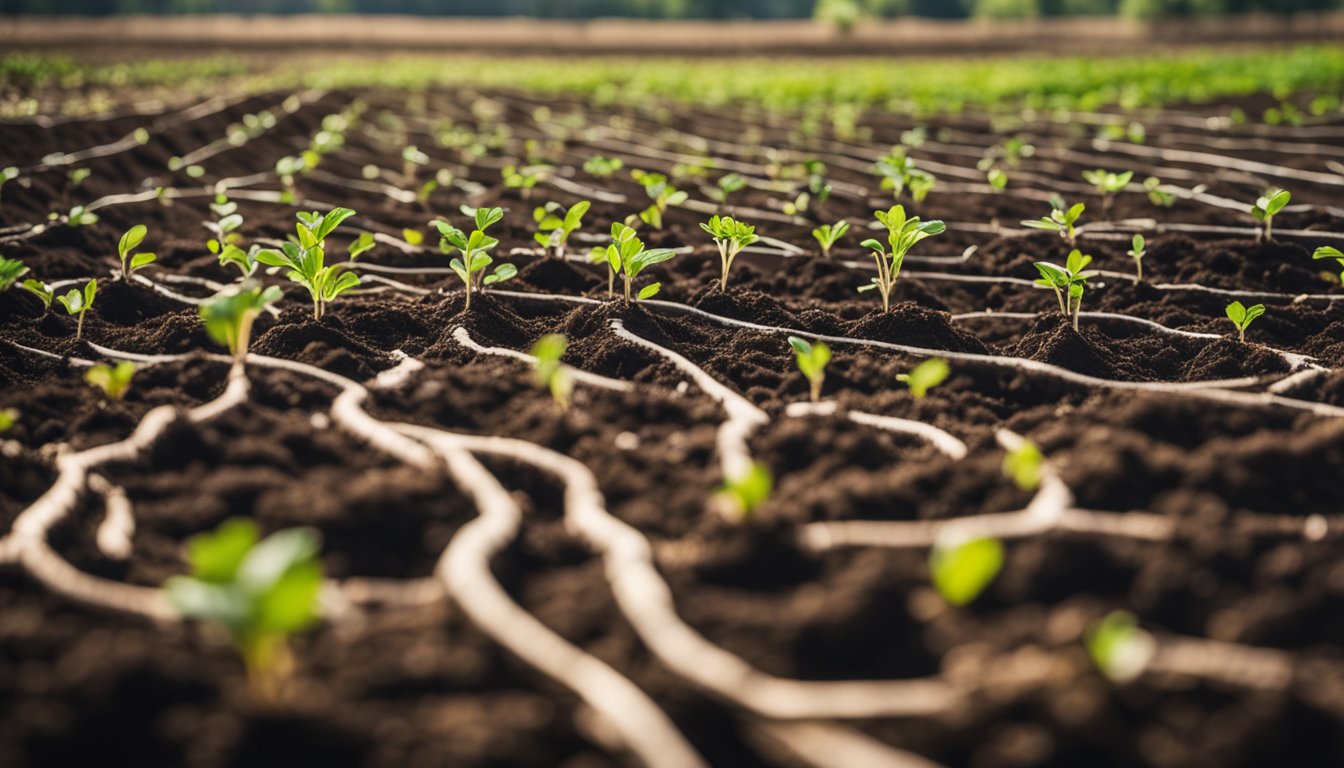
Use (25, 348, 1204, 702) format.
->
(87, 473, 134, 561)
(1144, 634, 1294, 691)
(785, 401, 968, 460)
(748, 721, 949, 768)
(452, 327, 633, 392)
(610, 318, 768, 480)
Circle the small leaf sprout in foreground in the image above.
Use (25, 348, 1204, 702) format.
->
(788, 336, 831, 403)
(1224, 301, 1265, 344)
(1250, 188, 1291, 242)
(1002, 438, 1043, 492)
(206, 195, 255, 276)
(859, 204, 946, 314)
(531, 333, 574, 411)
(66, 204, 99, 228)
(532, 200, 591, 260)
(117, 224, 157, 280)
(1022, 195, 1085, 247)
(603, 222, 677, 302)
(202, 284, 284, 363)
(165, 519, 323, 704)
(712, 172, 746, 210)
(1144, 176, 1177, 208)
(702, 215, 761, 292)
(437, 206, 513, 311)
(1127, 234, 1147, 283)
(1034, 249, 1092, 332)
(631, 170, 689, 230)
(897, 357, 949, 399)
(929, 535, 1003, 607)
(812, 220, 849, 260)
(21, 278, 53, 310)
(1312, 245, 1344, 284)
(714, 461, 773, 520)
(56, 279, 97, 341)
(1086, 610, 1155, 683)
(875, 147, 936, 203)
(1081, 168, 1133, 215)
(255, 208, 361, 320)
(85, 361, 136, 401)
(0, 255, 29, 292)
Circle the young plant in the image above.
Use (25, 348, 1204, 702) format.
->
(0, 408, 16, 433)
(255, 208, 361, 320)
(117, 224, 157, 280)
(437, 206, 513, 312)
(0, 256, 29, 292)
(788, 336, 831, 403)
(205, 194, 244, 255)
(1086, 610, 1155, 683)
(532, 200, 591, 260)
(812, 220, 849, 260)
(897, 357, 949, 399)
(1033, 249, 1092, 331)
(714, 461, 773, 520)
(929, 535, 1003, 607)
(583, 155, 624, 177)
(201, 284, 284, 363)
(85, 361, 136, 401)
(502, 164, 545, 200)
(66, 205, 99, 227)
(701, 215, 761, 292)
(602, 222, 677, 302)
(631, 170, 688, 230)
(1022, 195, 1085, 246)
(1082, 168, 1134, 215)
(531, 333, 574, 411)
(1225, 301, 1265, 344)
(1312, 245, 1344, 284)
(986, 168, 1008, 192)
(1144, 176, 1176, 207)
(1002, 438, 1043, 492)
(56, 279, 97, 341)
(1250, 188, 1291, 242)
(1127, 234, 1147, 283)
(21, 278, 53, 310)
(165, 518, 323, 704)
(859, 205, 946, 313)
(712, 172, 746, 209)
(875, 147, 935, 203)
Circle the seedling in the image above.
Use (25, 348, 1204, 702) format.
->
(1311, 245, 1344, 284)
(583, 155, 624, 177)
(812, 221, 849, 260)
(0, 166, 18, 203)
(701, 215, 761, 292)
(875, 148, 935, 203)
(986, 168, 1008, 192)
(714, 461, 773, 520)
(897, 358, 949, 399)
(1225, 301, 1265, 343)
(788, 336, 830, 402)
(783, 160, 833, 216)
(503, 164, 547, 200)
(348, 232, 376, 261)
(0, 256, 28, 292)
(532, 200, 591, 260)
(56, 279, 97, 341)
(1251, 188, 1291, 242)
(1082, 168, 1133, 214)
(205, 195, 244, 256)
(712, 172, 746, 209)
(21, 279, 53, 309)
(631, 170, 688, 230)
(201, 284, 284, 362)
(531, 334, 574, 411)
(1002, 438, 1043, 492)
(66, 205, 99, 227)
(1086, 610, 1155, 683)
(859, 205, 946, 313)
(165, 518, 323, 703)
(929, 535, 1003, 607)
(255, 208, 362, 320)
(0, 408, 15, 433)
(1022, 196, 1085, 246)
(1033, 249, 1093, 331)
(85, 361, 136, 401)
(1144, 176, 1176, 207)
(1127, 234, 1147, 283)
(117, 224, 157, 279)
(67, 167, 91, 189)
(436, 206, 513, 311)
(602, 222, 677, 302)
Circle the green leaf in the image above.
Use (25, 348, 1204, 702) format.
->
(21, 279, 53, 309)
(483, 263, 518, 285)
(897, 358, 949, 399)
(475, 206, 504, 231)
(1225, 300, 1247, 325)
(1312, 246, 1343, 262)
(637, 282, 661, 300)
(118, 225, 147, 261)
(130, 253, 157, 271)
(403, 228, 424, 247)
(1002, 439, 1043, 491)
(314, 207, 356, 242)
(0, 408, 17, 433)
(186, 518, 260, 583)
(237, 527, 321, 594)
(930, 536, 1003, 607)
(348, 232, 376, 260)
(1086, 610, 1155, 683)
(716, 461, 773, 519)
(255, 560, 323, 634)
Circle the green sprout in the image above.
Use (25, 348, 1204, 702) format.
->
(897, 358, 949, 399)
(788, 336, 831, 403)
(0, 408, 16, 433)
(201, 284, 284, 363)
(784, 160, 833, 216)
(255, 208, 361, 320)
(631, 170, 689, 230)
(1127, 234, 1147, 283)
(205, 195, 244, 255)
(859, 205, 946, 314)
(503, 164, 547, 200)
(1251, 188, 1291, 242)
(0, 256, 29, 292)
(1224, 301, 1265, 344)
(21, 279, 53, 310)
(986, 168, 1008, 192)
(56, 279, 97, 341)
(583, 155, 624, 177)
(66, 205, 99, 227)
(67, 167, 91, 188)
(1082, 168, 1133, 215)
(117, 224, 157, 280)
(712, 172, 747, 209)
(929, 536, 1004, 607)
(1144, 176, 1176, 207)
(1311, 245, 1344, 284)
(0, 166, 18, 203)
(602, 222, 677, 302)
(531, 333, 574, 411)
(1002, 439, 1043, 492)
(437, 206, 513, 312)
(714, 461, 773, 520)
(275, 155, 307, 203)
(165, 518, 323, 704)
(1033, 249, 1093, 331)
(812, 220, 849, 260)
(1086, 610, 1155, 684)
(875, 147, 935, 203)
(85, 361, 136, 401)
(532, 200, 591, 260)
(701, 215, 760, 292)
(1022, 195, 1085, 246)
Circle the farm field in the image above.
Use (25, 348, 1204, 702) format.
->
(3, 45, 1344, 768)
